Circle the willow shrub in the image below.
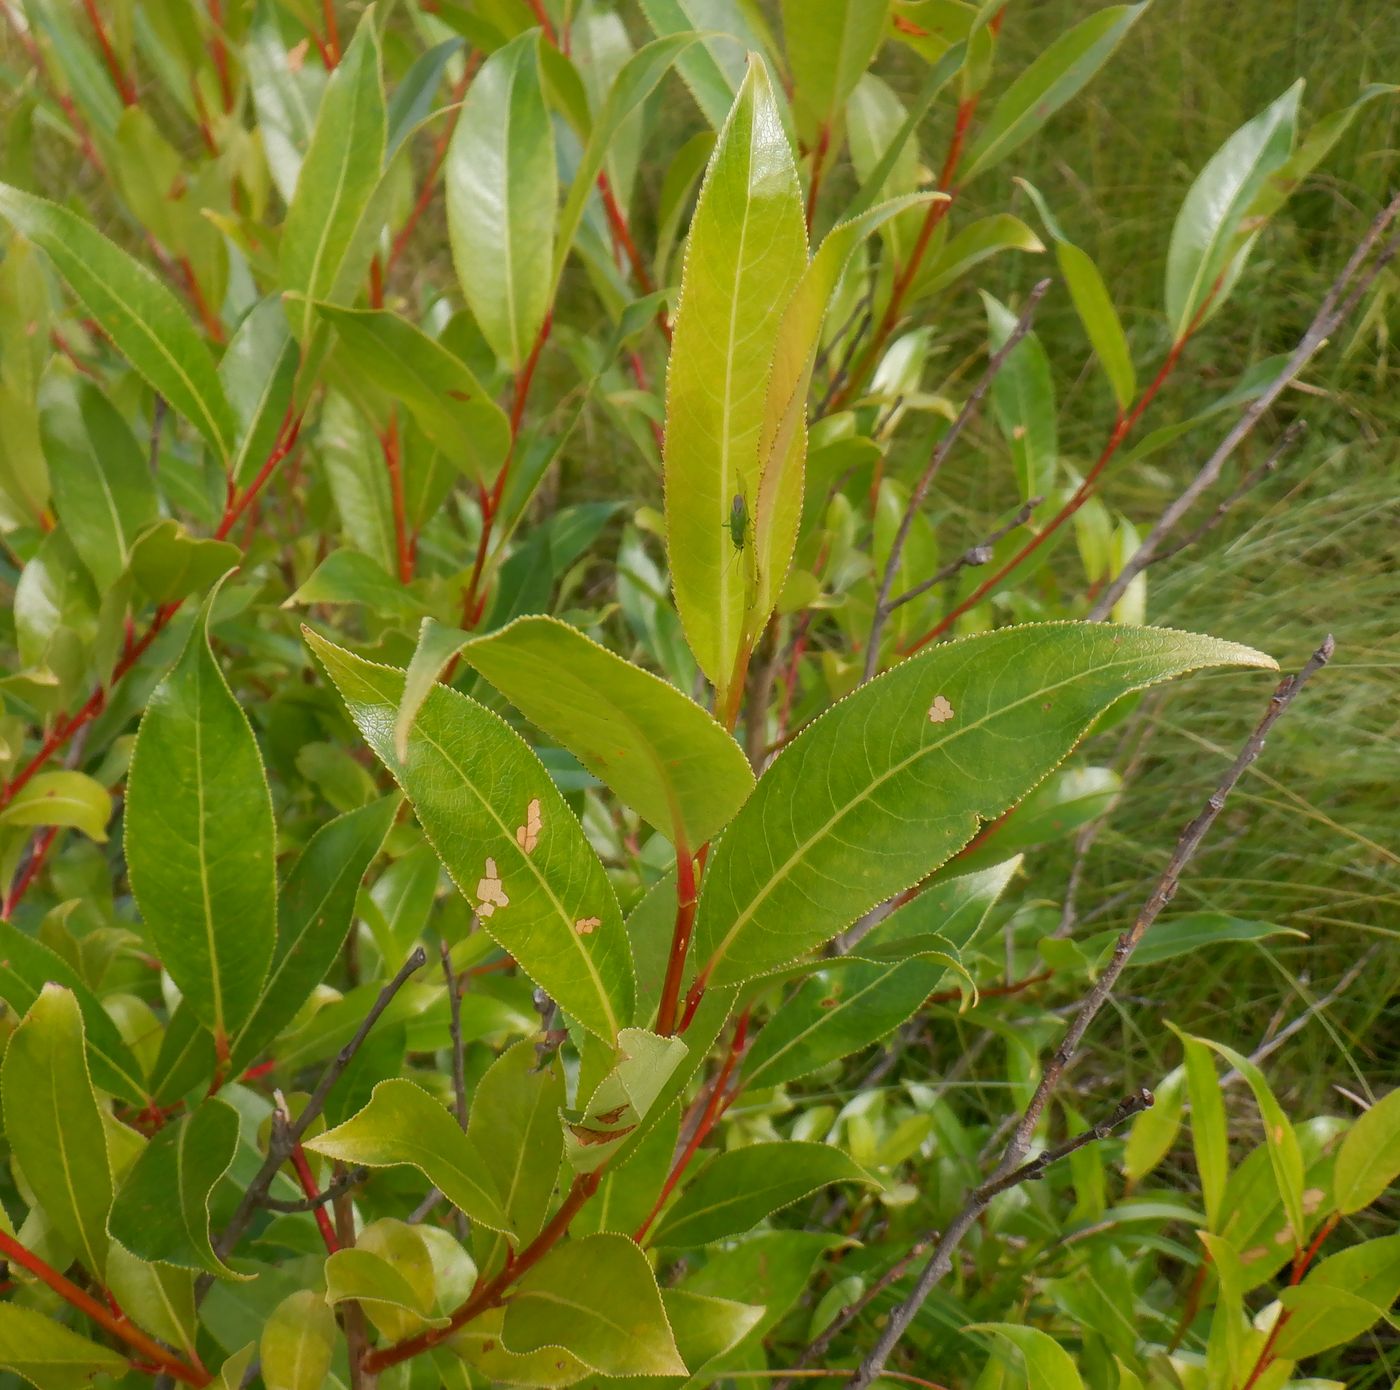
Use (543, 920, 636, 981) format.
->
(0, 3, 1395, 1388)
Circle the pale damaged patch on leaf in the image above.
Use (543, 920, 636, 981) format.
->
(476, 858, 509, 918)
(574, 916, 602, 936)
(927, 696, 955, 724)
(515, 797, 542, 853)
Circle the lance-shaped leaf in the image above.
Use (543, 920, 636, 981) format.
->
(460, 616, 753, 847)
(752, 195, 936, 630)
(227, 796, 399, 1077)
(970, 1324, 1085, 1390)
(1334, 1087, 1400, 1216)
(1164, 82, 1302, 340)
(107, 1098, 244, 1279)
(447, 30, 556, 368)
(781, 0, 889, 146)
(1177, 1030, 1229, 1232)
(639, 0, 755, 130)
(691, 624, 1274, 988)
(126, 595, 277, 1046)
(0, 924, 146, 1105)
(306, 1079, 509, 1234)
(307, 631, 634, 1042)
(281, 9, 386, 341)
(0, 1305, 127, 1389)
(653, 1141, 872, 1248)
(501, 1232, 686, 1376)
(962, 4, 1151, 181)
(261, 1290, 337, 1390)
(221, 296, 299, 488)
(0, 185, 237, 461)
(664, 56, 807, 694)
(1275, 1235, 1400, 1358)
(314, 305, 509, 485)
(983, 291, 1057, 503)
(1, 986, 113, 1279)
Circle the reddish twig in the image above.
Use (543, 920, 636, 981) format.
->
(321, 0, 341, 68)
(655, 841, 699, 1036)
(805, 123, 832, 233)
(206, 0, 234, 112)
(2, 826, 59, 918)
(282, 1115, 340, 1254)
(80, 0, 138, 106)
(380, 413, 415, 583)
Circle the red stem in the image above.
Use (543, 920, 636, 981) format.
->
(805, 123, 832, 234)
(179, 256, 224, 344)
(381, 413, 415, 583)
(206, 0, 234, 112)
(321, 0, 341, 67)
(524, 0, 558, 44)
(655, 841, 699, 1036)
(0, 1230, 210, 1386)
(2, 825, 59, 918)
(363, 1170, 600, 1373)
(634, 1009, 750, 1243)
(80, 0, 138, 106)
(287, 1139, 341, 1255)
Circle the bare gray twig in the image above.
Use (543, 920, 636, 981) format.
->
(260, 1166, 368, 1213)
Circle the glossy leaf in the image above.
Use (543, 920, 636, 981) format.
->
(639, 0, 753, 129)
(781, 0, 889, 145)
(447, 31, 556, 367)
(692, 625, 1273, 987)
(971, 1323, 1085, 1390)
(1164, 83, 1302, 338)
(306, 1078, 510, 1234)
(0, 771, 111, 842)
(128, 521, 242, 606)
(665, 56, 807, 693)
(0, 1305, 127, 1389)
(261, 1290, 337, 1390)
(962, 4, 1151, 180)
(1334, 1086, 1400, 1215)
(107, 1098, 244, 1279)
(460, 615, 754, 847)
(984, 291, 1057, 502)
(126, 595, 277, 1046)
(227, 796, 399, 1076)
(0, 185, 237, 460)
(500, 1232, 686, 1376)
(307, 631, 634, 1042)
(0, 986, 112, 1278)
(654, 1141, 872, 1248)
(315, 305, 509, 484)
(280, 9, 386, 339)
(288, 549, 430, 621)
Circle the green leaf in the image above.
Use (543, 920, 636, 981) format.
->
(261, 1290, 337, 1390)
(466, 1040, 565, 1243)
(105, 1245, 199, 1367)
(500, 1231, 686, 1376)
(1083, 912, 1304, 969)
(1335, 1086, 1400, 1215)
(324, 1240, 448, 1340)
(912, 213, 1044, 301)
(288, 549, 429, 621)
(983, 290, 1057, 502)
(970, 1323, 1085, 1390)
(315, 305, 510, 484)
(781, 0, 889, 145)
(221, 296, 300, 488)
(653, 1141, 872, 1248)
(1123, 1064, 1185, 1184)
(307, 631, 634, 1043)
(0, 185, 237, 460)
(126, 593, 277, 1047)
(281, 9, 386, 340)
(0, 986, 112, 1278)
(447, 31, 556, 367)
(128, 520, 242, 606)
(107, 1097, 245, 1279)
(1275, 1233, 1400, 1358)
(460, 615, 754, 847)
(392, 619, 471, 763)
(41, 380, 159, 589)
(1179, 1031, 1229, 1231)
(661, 1289, 765, 1377)
(1164, 83, 1302, 339)
(639, 0, 753, 130)
(306, 1078, 510, 1234)
(665, 55, 807, 694)
(227, 796, 398, 1076)
(962, 4, 1150, 180)
(0, 1304, 127, 1389)
(1191, 1036, 1305, 1248)
(0, 771, 111, 842)
(692, 624, 1273, 988)
(0, 924, 146, 1105)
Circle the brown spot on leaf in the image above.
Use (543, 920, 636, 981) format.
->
(575, 916, 601, 936)
(927, 695, 955, 724)
(594, 1104, 629, 1125)
(569, 1122, 636, 1146)
(287, 38, 308, 71)
(475, 858, 509, 918)
(516, 798, 542, 854)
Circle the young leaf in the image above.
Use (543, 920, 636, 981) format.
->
(1123, 1064, 1186, 1184)
(314, 305, 510, 484)
(1334, 1086, 1400, 1215)
(280, 8, 386, 340)
(0, 986, 113, 1279)
(108, 1098, 244, 1280)
(126, 594, 277, 1047)
(500, 1232, 687, 1376)
(0, 771, 111, 843)
(1179, 1030, 1229, 1231)
(0, 1305, 127, 1388)
(983, 290, 1057, 502)
(227, 796, 399, 1077)
(305, 1078, 510, 1234)
(459, 615, 754, 847)
(307, 631, 634, 1043)
(652, 1141, 872, 1248)
(692, 624, 1274, 987)
(1164, 83, 1302, 339)
(324, 1243, 448, 1339)
(261, 1290, 337, 1390)
(962, 4, 1151, 180)
(970, 1323, 1085, 1390)
(447, 31, 556, 368)
(1275, 1233, 1400, 1358)
(0, 185, 238, 460)
(781, 0, 889, 146)
(128, 520, 242, 606)
(664, 55, 807, 695)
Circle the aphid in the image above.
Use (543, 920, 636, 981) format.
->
(727, 492, 748, 552)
